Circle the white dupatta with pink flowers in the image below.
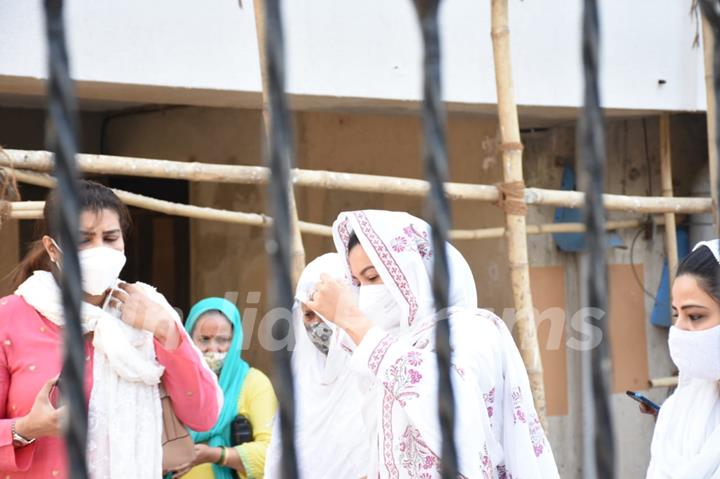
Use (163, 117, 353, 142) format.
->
(333, 210, 559, 479)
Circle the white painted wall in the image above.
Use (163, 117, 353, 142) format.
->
(0, 0, 706, 114)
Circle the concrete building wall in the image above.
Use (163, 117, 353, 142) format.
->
(0, 0, 705, 113)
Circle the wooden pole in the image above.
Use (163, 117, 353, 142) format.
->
(8, 184, 656, 242)
(7, 195, 654, 241)
(252, 0, 306, 285)
(703, 17, 719, 229)
(9, 169, 333, 235)
(491, 0, 548, 428)
(448, 218, 655, 240)
(1, 149, 712, 214)
(659, 114, 678, 285)
(648, 376, 678, 389)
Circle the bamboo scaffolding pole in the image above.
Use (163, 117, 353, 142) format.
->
(523, 187, 709, 214)
(1, 149, 499, 201)
(9, 201, 44, 211)
(703, 17, 719, 229)
(7, 169, 334, 235)
(8, 170, 664, 242)
(252, 0, 306, 285)
(7, 198, 656, 245)
(1, 149, 711, 214)
(660, 114, 679, 285)
(648, 376, 678, 389)
(449, 218, 652, 240)
(491, 0, 547, 427)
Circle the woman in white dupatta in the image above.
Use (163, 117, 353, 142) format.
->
(308, 210, 559, 479)
(265, 253, 370, 478)
(646, 240, 720, 479)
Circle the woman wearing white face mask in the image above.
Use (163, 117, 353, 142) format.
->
(308, 210, 559, 479)
(0, 180, 221, 479)
(265, 253, 371, 479)
(174, 297, 277, 479)
(646, 240, 720, 478)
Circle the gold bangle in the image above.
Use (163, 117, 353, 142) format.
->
(221, 447, 230, 467)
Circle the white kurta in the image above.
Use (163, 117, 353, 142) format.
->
(332, 210, 560, 479)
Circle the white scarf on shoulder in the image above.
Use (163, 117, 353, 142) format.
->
(16, 270, 166, 479)
(332, 210, 560, 478)
(647, 378, 720, 478)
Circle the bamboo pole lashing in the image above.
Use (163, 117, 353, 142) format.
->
(659, 114, 678, 287)
(1, 149, 712, 214)
(491, 0, 548, 428)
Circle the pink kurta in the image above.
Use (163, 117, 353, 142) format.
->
(0, 294, 221, 478)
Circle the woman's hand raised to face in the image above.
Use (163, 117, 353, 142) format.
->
(306, 273, 373, 344)
(109, 283, 180, 348)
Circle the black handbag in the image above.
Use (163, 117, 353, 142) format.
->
(230, 414, 253, 446)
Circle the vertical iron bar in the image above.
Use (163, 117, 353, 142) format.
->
(412, 1, 458, 476)
(580, 0, 614, 477)
(261, 0, 299, 477)
(42, 1, 88, 478)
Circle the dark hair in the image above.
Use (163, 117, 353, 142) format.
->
(348, 232, 361, 252)
(12, 180, 131, 288)
(676, 245, 720, 303)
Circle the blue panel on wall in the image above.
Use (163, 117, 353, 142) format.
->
(650, 227, 690, 328)
(552, 165, 625, 252)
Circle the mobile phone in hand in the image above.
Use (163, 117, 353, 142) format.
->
(626, 390, 660, 412)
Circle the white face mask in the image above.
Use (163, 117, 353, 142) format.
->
(358, 284, 403, 332)
(669, 325, 720, 381)
(51, 239, 127, 296)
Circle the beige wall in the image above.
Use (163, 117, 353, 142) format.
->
(97, 106, 703, 478)
(102, 107, 512, 368)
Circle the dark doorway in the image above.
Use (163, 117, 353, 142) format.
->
(18, 177, 191, 315)
(108, 176, 190, 315)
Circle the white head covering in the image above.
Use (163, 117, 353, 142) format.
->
(647, 239, 720, 479)
(264, 253, 370, 479)
(333, 209, 477, 337)
(693, 239, 720, 264)
(331, 210, 559, 479)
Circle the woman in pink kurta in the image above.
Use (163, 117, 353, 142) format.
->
(0, 181, 221, 479)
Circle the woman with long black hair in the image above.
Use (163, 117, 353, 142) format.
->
(0, 180, 221, 479)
